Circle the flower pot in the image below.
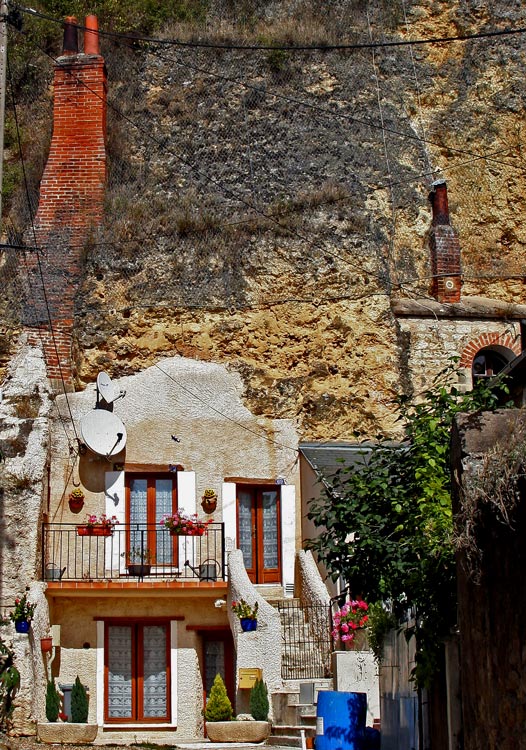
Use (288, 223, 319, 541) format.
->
(127, 564, 152, 577)
(68, 495, 84, 513)
(201, 496, 217, 514)
(206, 720, 270, 743)
(41, 637, 53, 653)
(240, 618, 257, 632)
(77, 526, 112, 537)
(15, 620, 30, 634)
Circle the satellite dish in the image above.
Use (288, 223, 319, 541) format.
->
(97, 371, 116, 404)
(80, 409, 127, 457)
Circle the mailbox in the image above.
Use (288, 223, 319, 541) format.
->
(238, 668, 262, 689)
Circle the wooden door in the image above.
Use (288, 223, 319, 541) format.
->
(237, 486, 281, 583)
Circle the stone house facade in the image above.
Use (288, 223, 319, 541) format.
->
(1, 12, 526, 746)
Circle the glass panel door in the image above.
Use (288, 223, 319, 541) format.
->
(106, 623, 170, 723)
(237, 486, 281, 583)
(107, 626, 133, 719)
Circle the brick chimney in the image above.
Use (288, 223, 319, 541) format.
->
(25, 15, 107, 389)
(428, 180, 461, 303)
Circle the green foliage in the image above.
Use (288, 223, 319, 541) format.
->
(204, 673, 233, 722)
(0, 621, 20, 726)
(307, 366, 510, 688)
(70, 676, 88, 723)
(45, 680, 60, 723)
(249, 678, 269, 721)
(366, 602, 397, 663)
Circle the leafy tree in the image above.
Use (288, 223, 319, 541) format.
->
(250, 678, 269, 721)
(45, 680, 60, 722)
(307, 368, 509, 687)
(70, 676, 88, 723)
(204, 673, 233, 722)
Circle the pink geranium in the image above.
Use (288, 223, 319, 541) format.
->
(331, 599, 369, 643)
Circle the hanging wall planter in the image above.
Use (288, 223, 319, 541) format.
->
(240, 618, 258, 632)
(41, 636, 53, 653)
(201, 489, 218, 514)
(68, 489, 85, 513)
(14, 620, 31, 634)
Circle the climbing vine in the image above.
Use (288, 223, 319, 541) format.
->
(307, 366, 510, 688)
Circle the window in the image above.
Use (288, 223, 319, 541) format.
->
(105, 622, 171, 723)
(472, 346, 514, 382)
(126, 474, 177, 565)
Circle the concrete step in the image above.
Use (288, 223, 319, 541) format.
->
(271, 725, 316, 738)
(256, 584, 285, 600)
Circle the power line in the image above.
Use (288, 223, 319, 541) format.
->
(153, 362, 299, 454)
(12, 3, 526, 52)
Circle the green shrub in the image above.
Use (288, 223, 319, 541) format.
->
(70, 676, 88, 723)
(249, 678, 269, 721)
(204, 674, 233, 722)
(45, 680, 60, 722)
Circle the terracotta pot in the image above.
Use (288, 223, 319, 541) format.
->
(201, 496, 217, 514)
(68, 495, 84, 513)
(77, 526, 112, 537)
(40, 637, 53, 653)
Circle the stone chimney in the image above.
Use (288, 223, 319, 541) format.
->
(26, 16, 107, 389)
(428, 180, 461, 303)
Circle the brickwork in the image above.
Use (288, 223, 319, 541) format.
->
(429, 181, 462, 303)
(24, 20, 107, 388)
(459, 331, 521, 368)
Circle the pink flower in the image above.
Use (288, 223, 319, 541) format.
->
(341, 622, 349, 633)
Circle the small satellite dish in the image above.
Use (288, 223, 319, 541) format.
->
(80, 409, 127, 457)
(97, 371, 116, 404)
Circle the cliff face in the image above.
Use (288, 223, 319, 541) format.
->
(3, 0, 526, 438)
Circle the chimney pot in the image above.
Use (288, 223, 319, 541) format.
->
(429, 179, 449, 226)
(63, 16, 78, 54)
(84, 15, 100, 55)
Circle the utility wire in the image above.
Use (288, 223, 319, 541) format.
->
(12, 3, 526, 52)
(153, 362, 299, 454)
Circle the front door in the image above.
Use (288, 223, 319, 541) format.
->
(237, 485, 281, 583)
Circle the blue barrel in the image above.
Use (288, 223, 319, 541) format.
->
(315, 691, 366, 750)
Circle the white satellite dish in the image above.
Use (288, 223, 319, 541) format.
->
(97, 371, 116, 404)
(80, 409, 127, 457)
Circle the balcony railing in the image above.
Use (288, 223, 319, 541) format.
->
(42, 523, 226, 583)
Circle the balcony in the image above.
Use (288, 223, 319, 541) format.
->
(42, 522, 226, 585)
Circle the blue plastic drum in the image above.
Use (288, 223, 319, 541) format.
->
(315, 691, 367, 750)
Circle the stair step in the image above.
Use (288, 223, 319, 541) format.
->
(271, 725, 316, 737)
(267, 736, 303, 748)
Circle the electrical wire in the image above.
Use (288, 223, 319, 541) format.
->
(12, 3, 526, 52)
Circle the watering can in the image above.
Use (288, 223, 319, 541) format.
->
(45, 563, 66, 581)
(184, 559, 219, 582)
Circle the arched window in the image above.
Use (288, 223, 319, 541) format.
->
(472, 345, 515, 381)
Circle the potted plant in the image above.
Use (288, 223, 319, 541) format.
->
(71, 676, 89, 723)
(68, 487, 85, 513)
(10, 590, 36, 633)
(159, 510, 212, 536)
(205, 674, 271, 743)
(41, 636, 53, 653)
(231, 599, 259, 631)
(76, 513, 119, 537)
(250, 678, 269, 722)
(331, 598, 369, 649)
(121, 546, 153, 577)
(201, 488, 218, 514)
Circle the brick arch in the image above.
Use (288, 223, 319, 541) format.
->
(460, 332, 521, 368)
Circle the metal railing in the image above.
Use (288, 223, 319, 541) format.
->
(42, 523, 226, 582)
(275, 600, 333, 679)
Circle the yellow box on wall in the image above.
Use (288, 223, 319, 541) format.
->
(238, 668, 262, 688)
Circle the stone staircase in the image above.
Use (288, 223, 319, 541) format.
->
(268, 679, 333, 747)
(258, 593, 333, 747)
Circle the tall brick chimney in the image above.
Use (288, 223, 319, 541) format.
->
(25, 15, 107, 389)
(428, 180, 462, 303)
